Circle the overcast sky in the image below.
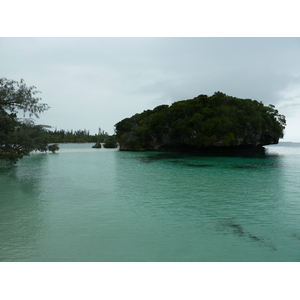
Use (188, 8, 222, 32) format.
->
(1, 37, 300, 141)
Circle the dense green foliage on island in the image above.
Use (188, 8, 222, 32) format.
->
(115, 92, 286, 152)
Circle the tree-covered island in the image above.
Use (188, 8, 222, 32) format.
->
(115, 92, 286, 153)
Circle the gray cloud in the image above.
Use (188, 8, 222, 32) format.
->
(1, 37, 300, 140)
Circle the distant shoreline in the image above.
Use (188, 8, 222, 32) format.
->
(270, 141, 300, 145)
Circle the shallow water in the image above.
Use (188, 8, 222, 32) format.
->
(1, 142, 300, 261)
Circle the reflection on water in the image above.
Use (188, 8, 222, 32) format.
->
(0, 143, 300, 261)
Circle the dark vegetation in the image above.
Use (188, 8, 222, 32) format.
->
(47, 143, 60, 153)
(115, 92, 286, 153)
(46, 127, 110, 144)
(46, 127, 117, 148)
(0, 78, 54, 164)
(46, 128, 117, 148)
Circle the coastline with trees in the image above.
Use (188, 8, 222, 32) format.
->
(0, 78, 116, 165)
(1, 78, 286, 164)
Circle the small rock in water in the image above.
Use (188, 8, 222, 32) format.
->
(92, 142, 102, 148)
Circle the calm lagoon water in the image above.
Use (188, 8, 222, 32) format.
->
(1, 142, 300, 261)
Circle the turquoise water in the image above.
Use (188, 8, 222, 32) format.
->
(1, 143, 300, 261)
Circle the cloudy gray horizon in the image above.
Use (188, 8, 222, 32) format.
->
(1, 37, 300, 141)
